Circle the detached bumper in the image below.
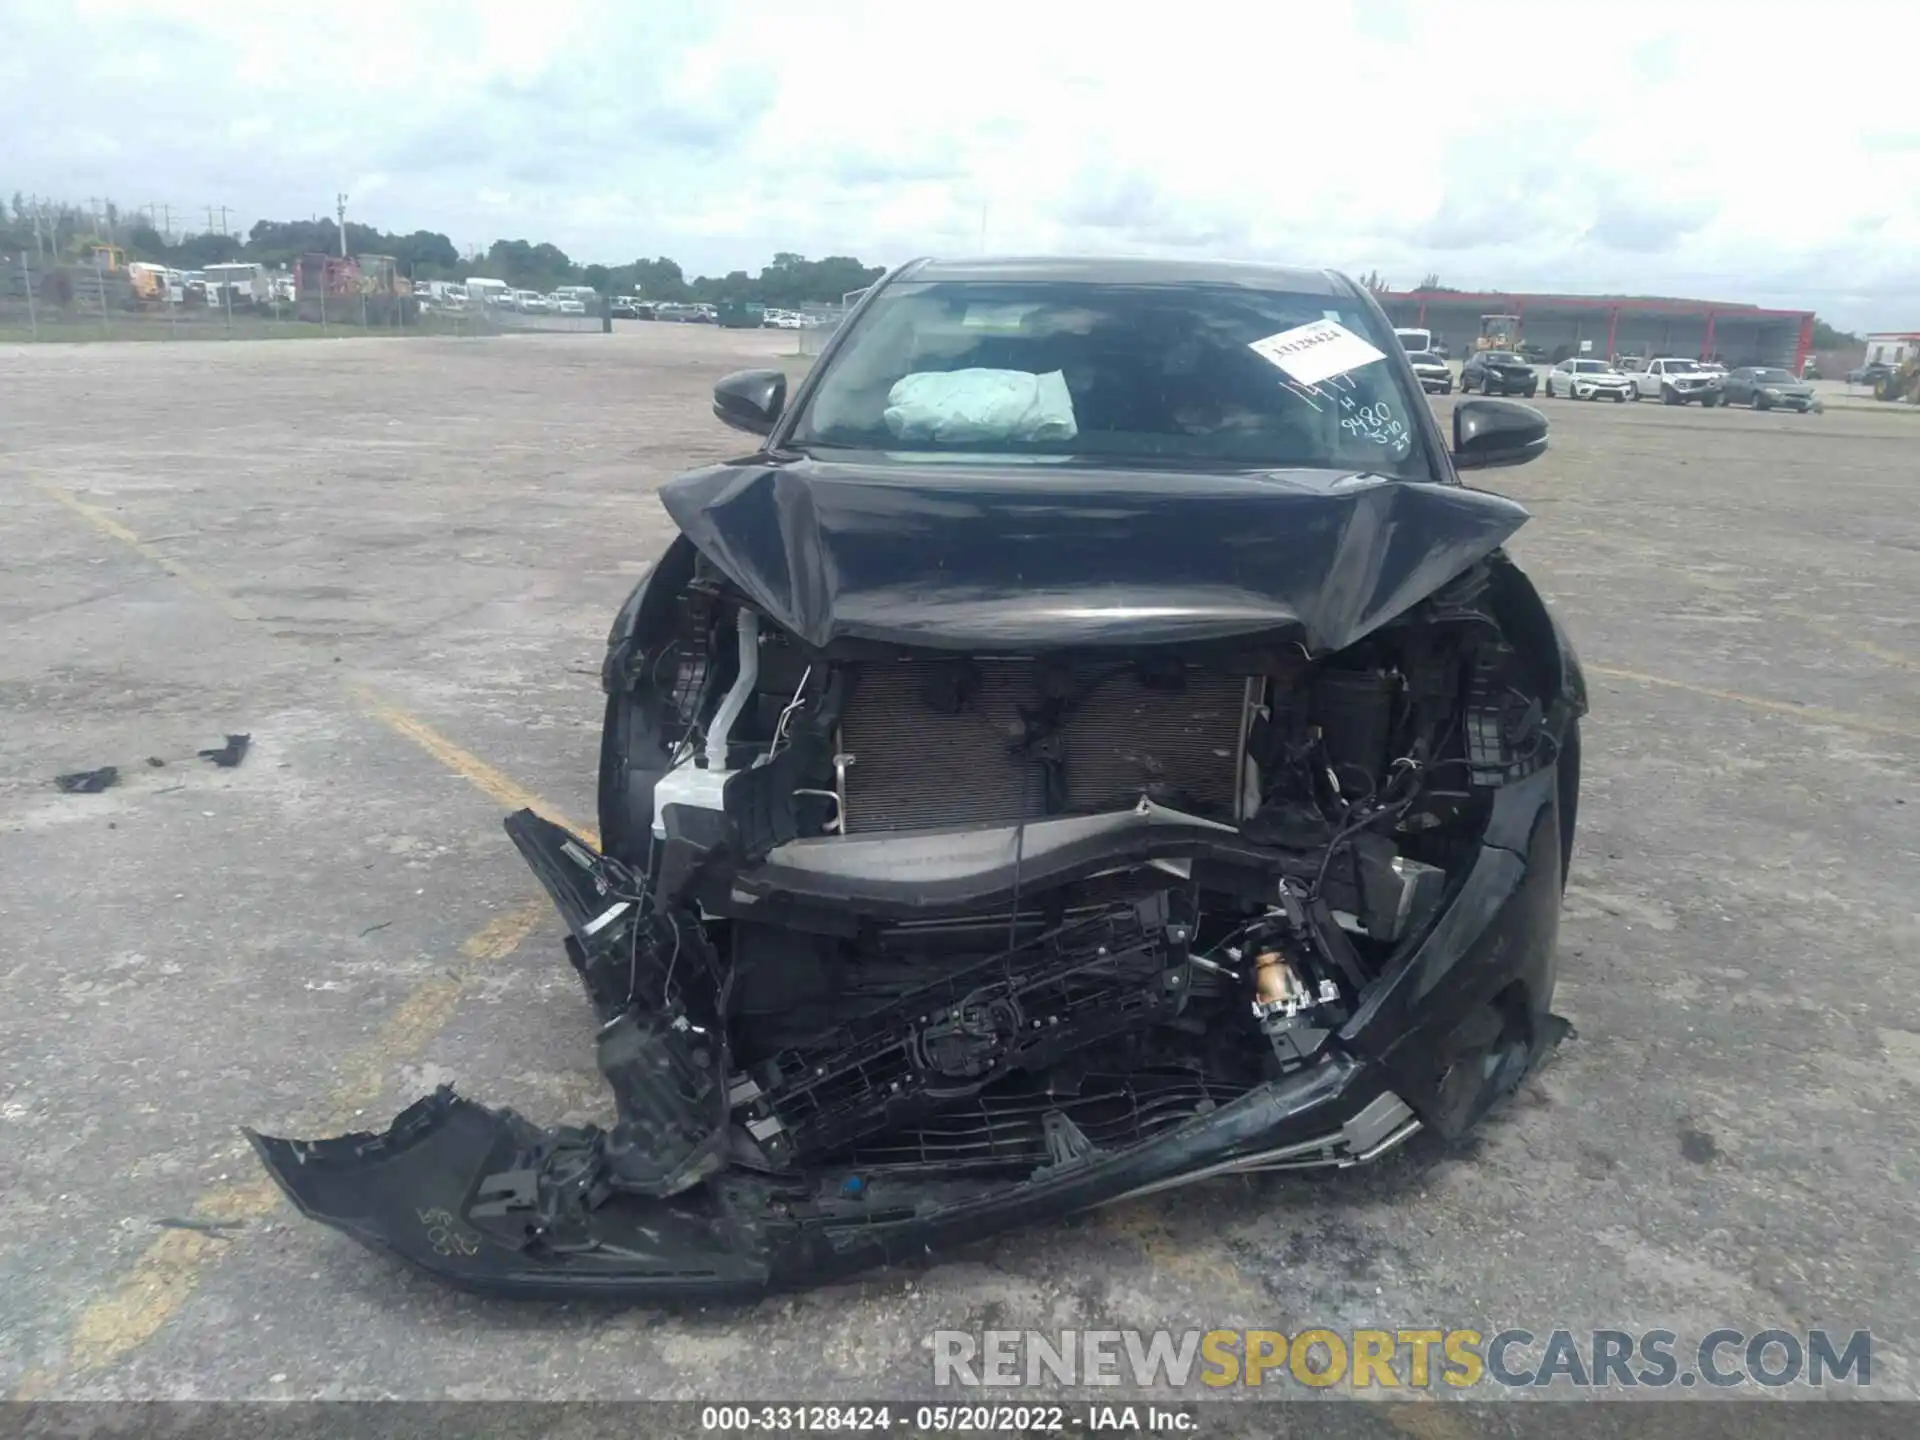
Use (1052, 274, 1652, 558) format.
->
(247, 1060, 1421, 1300)
(248, 725, 1575, 1300)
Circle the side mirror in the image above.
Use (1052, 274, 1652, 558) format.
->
(712, 368, 788, 436)
(1451, 398, 1548, 471)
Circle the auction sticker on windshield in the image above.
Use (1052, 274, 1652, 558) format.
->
(1249, 319, 1387, 386)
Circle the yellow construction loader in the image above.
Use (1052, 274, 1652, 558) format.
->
(1472, 313, 1522, 353)
(1873, 352, 1920, 403)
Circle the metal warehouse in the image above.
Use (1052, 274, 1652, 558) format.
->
(1379, 290, 1815, 370)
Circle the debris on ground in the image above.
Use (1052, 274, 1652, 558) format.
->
(153, 1217, 244, 1238)
(146, 756, 167, 768)
(197, 733, 251, 768)
(54, 766, 119, 794)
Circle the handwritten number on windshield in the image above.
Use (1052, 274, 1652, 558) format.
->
(1341, 400, 1407, 448)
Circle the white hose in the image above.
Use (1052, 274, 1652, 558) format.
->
(703, 609, 760, 770)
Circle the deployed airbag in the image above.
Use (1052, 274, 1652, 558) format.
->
(884, 368, 1078, 443)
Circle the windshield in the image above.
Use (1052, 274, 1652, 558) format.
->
(1482, 352, 1522, 364)
(791, 280, 1430, 477)
(1408, 352, 1443, 365)
(1751, 368, 1795, 383)
(1663, 359, 1700, 373)
(1571, 360, 1606, 373)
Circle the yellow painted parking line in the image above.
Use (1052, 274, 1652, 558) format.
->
(1588, 665, 1920, 743)
(65, 1180, 281, 1376)
(319, 901, 547, 1130)
(23, 477, 253, 624)
(1803, 621, 1920, 677)
(19, 476, 592, 834)
(353, 688, 596, 843)
(14, 480, 581, 1387)
(57, 899, 548, 1377)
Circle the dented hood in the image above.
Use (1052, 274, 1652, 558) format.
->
(660, 457, 1528, 653)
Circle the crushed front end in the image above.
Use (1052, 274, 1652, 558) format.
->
(252, 467, 1584, 1299)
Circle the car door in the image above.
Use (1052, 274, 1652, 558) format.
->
(1636, 361, 1663, 398)
(1723, 368, 1751, 404)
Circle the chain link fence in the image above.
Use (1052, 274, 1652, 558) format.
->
(1, 254, 603, 342)
(793, 303, 848, 357)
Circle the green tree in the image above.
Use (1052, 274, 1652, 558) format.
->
(127, 223, 170, 259)
(753, 252, 885, 307)
(387, 229, 459, 276)
(1811, 318, 1859, 349)
(484, 238, 578, 290)
(172, 230, 242, 266)
(630, 256, 690, 301)
(1, 191, 27, 253)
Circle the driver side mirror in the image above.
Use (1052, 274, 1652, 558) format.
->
(1451, 398, 1548, 470)
(712, 368, 788, 436)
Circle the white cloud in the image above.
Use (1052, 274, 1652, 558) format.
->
(5, 0, 1915, 327)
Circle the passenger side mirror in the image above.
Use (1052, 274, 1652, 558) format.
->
(712, 369, 788, 436)
(1451, 398, 1548, 470)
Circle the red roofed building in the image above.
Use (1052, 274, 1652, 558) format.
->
(1377, 289, 1816, 372)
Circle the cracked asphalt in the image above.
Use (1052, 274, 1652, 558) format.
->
(1, 328, 1915, 1413)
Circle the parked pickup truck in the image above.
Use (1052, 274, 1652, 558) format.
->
(1632, 357, 1723, 406)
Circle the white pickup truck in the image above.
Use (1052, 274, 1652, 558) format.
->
(1629, 357, 1723, 407)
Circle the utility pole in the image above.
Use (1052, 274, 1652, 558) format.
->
(206, 205, 216, 235)
(217, 204, 231, 236)
(336, 193, 348, 257)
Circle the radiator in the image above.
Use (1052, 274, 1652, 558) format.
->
(836, 658, 1255, 835)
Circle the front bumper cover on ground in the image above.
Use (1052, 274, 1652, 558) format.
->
(246, 1061, 1423, 1300)
(247, 762, 1574, 1300)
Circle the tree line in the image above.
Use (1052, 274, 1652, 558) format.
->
(0, 192, 884, 305)
(1, 192, 1862, 337)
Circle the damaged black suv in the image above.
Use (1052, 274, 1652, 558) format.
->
(253, 257, 1585, 1299)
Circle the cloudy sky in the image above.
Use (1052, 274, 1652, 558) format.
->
(5, 0, 1915, 328)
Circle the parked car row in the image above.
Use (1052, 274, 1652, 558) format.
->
(606, 298, 716, 322)
(418, 282, 597, 316)
(1411, 352, 1822, 414)
(605, 298, 833, 329)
